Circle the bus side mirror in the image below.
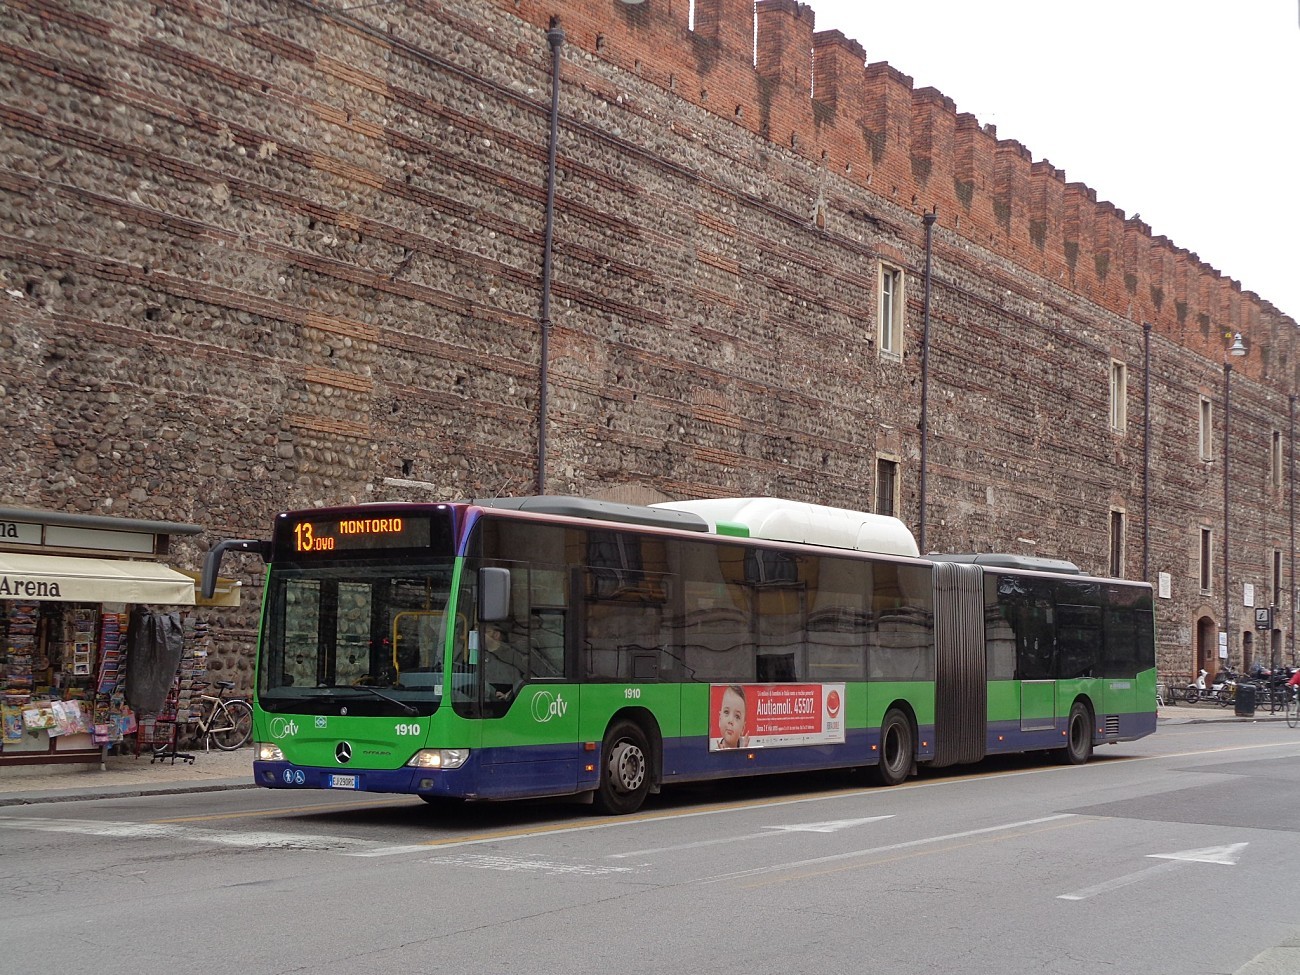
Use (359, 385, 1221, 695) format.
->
(201, 538, 272, 599)
(478, 567, 511, 622)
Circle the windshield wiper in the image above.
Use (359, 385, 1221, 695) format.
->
(339, 685, 417, 714)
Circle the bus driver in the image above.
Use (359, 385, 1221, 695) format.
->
(482, 623, 528, 700)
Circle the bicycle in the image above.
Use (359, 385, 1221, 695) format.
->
(154, 681, 253, 755)
(1286, 686, 1299, 730)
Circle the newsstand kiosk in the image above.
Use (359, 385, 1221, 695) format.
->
(0, 507, 209, 768)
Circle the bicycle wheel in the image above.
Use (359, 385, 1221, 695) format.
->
(1287, 696, 1299, 729)
(209, 699, 253, 750)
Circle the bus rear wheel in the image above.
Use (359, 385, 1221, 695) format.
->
(876, 709, 914, 787)
(594, 719, 651, 815)
(1061, 701, 1093, 765)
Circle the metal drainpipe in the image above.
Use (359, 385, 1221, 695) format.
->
(536, 20, 564, 496)
(1142, 322, 1151, 581)
(918, 210, 937, 553)
(1224, 360, 1232, 667)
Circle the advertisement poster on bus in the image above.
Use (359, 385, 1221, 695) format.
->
(709, 683, 845, 751)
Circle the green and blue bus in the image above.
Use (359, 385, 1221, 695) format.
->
(202, 495, 1156, 814)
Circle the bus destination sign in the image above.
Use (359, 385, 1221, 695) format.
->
(288, 515, 433, 555)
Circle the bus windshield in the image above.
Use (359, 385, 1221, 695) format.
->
(259, 559, 464, 716)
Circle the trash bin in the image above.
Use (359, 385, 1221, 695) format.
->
(1235, 682, 1256, 716)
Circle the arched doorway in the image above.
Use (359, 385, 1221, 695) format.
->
(1196, 615, 1217, 681)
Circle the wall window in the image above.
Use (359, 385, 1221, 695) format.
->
(1199, 397, 1213, 461)
(1110, 361, 1127, 432)
(1273, 548, 1283, 600)
(875, 457, 898, 517)
(1109, 509, 1125, 578)
(878, 264, 904, 356)
(1200, 528, 1213, 592)
(1271, 429, 1283, 488)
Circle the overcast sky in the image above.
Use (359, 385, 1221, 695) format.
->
(803, 0, 1300, 327)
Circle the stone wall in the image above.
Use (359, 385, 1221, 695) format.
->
(0, 0, 1295, 684)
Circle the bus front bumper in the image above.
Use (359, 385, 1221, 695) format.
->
(252, 759, 474, 798)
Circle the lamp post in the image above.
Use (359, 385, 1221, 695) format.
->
(1223, 331, 1247, 668)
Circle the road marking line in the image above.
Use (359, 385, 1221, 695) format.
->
(148, 797, 400, 824)
(740, 819, 1085, 889)
(413, 853, 633, 876)
(1058, 842, 1247, 901)
(693, 814, 1077, 885)
(1058, 860, 1185, 900)
(609, 815, 893, 859)
(0, 817, 373, 851)
(1148, 842, 1248, 865)
(766, 816, 895, 833)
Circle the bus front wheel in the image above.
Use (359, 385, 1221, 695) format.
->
(1061, 701, 1094, 765)
(594, 719, 651, 815)
(876, 709, 914, 787)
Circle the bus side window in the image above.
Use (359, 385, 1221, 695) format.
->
(530, 609, 566, 678)
(1056, 603, 1100, 679)
(581, 568, 670, 681)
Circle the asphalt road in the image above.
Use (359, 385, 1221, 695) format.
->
(3, 722, 1299, 975)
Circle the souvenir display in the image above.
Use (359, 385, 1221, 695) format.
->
(2, 601, 38, 709)
(0, 604, 206, 757)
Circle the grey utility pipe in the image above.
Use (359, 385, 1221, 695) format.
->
(537, 20, 564, 495)
(918, 210, 937, 553)
(1142, 322, 1151, 580)
(1224, 360, 1233, 661)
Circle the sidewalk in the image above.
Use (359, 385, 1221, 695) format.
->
(0, 745, 255, 807)
(0, 705, 1285, 807)
(1158, 702, 1290, 725)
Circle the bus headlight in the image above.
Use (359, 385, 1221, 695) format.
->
(407, 748, 469, 770)
(255, 742, 285, 762)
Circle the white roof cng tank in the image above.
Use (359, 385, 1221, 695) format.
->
(651, 497, 920, 558)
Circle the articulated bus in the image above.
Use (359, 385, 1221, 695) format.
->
(202, 496, 1156, 814)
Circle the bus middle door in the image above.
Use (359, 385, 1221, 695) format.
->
(1019, 626, 1057, 733)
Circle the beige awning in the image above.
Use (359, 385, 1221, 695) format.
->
(0, 552, 196, 605)
(176, 569, 243, 608)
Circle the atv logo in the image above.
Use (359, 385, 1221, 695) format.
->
(269, 717, 300, 739)
(530, 690, 569, 724)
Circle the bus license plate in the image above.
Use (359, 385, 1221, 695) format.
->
(328, 774, 358, 789)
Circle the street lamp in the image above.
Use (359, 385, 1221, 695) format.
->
(1224, 331, 1247, 669)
